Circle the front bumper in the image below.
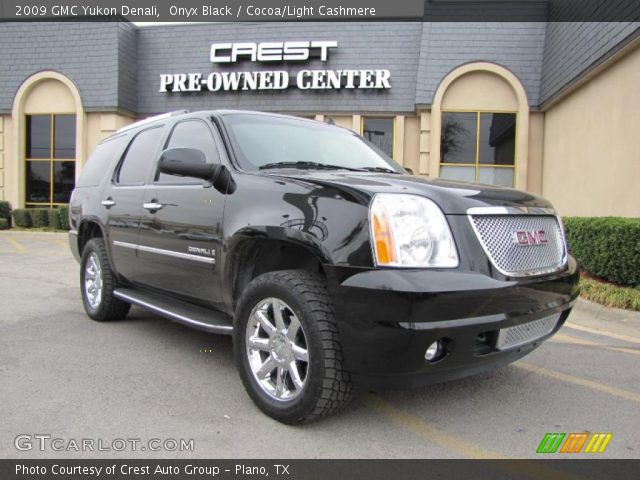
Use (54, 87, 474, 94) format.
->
(325, 256, 580, 389)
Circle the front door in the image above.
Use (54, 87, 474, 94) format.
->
(103, 126, 166, 284)
(136, 119, 227, 308)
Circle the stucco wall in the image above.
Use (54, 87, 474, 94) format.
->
(542, 46, 640, 217)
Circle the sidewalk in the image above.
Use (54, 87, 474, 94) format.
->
(569, 298, 640, 339)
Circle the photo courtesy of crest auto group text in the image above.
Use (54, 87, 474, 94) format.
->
(1, 1, 639, 479)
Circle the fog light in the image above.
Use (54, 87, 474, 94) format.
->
(425, 340, 443, 362)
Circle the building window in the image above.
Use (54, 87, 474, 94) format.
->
(440, 112, 516, 187)
(25, 114, 76, 206)
(362, 117, 394, 158)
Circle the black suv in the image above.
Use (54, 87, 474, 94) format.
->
(69, 110, 579, 424)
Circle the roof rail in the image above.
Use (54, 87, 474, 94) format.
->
(116, 110, 189, 134)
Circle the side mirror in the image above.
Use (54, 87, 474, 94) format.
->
(158, 148, 236, 194)
(404, 167, 414, 175)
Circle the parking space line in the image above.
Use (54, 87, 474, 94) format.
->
(361, 394, 586, 478)
(515, 363, 640, 404)
(565, 322, 640, 345)
(361, 393, 504, 459)
(550, 333, 640, 357)
(0, 235, 26, 252)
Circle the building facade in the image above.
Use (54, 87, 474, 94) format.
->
(0, 20, 638, 216)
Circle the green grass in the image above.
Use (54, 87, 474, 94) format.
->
(9, 226, 67, 233)
(579, 276, 640, 311)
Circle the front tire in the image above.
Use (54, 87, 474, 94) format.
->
(234, 270, 353, 424)
(80, 238, 131, 321)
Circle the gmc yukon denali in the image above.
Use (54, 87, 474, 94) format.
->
(68, 110, 579, 424)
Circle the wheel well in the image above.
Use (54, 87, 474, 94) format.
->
(231, 238, 324, 308)
(77, 221, 104, 254)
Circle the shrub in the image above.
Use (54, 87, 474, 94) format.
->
(58, 205, 70, 231)
(48, 208, 61, 230)
(564, 217, 640, 286)
(12, 209, 32, 228)
(0, 200, 11, 222)
(29, 208, 50, 228)
(0, 218, 8, 230)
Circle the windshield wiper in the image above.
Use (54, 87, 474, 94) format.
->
(259, 161, 363, 172)
(358, 166, 402, 174)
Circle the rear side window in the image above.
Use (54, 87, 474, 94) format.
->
(116, 126, 164, 186)
(76, 135, 127, 188)
(156, 120, 220, 184)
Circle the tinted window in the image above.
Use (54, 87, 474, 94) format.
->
(116, 127, 164, 185)
(26, 115, 51, 158)
(157, 120, 219, 184)
(479, 113, 516, 165)
(77, 135, 128, 188)
(25, 161, 51, 203)
(362, 118, 394, 158)
(54, 115, 76, 158)
(441, 112, 477, 164)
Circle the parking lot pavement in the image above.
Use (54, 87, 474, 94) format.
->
(1, 231, 639, 459)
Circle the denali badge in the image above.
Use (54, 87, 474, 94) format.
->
(514, 230, 548, 246)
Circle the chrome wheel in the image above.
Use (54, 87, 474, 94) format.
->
(246, 297, 309, 401)
(84, 252, 103, 309)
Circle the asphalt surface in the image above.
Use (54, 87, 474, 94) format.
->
(1, 231, 639, 459)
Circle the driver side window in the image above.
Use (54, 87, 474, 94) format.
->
(156, 120, 220, 184)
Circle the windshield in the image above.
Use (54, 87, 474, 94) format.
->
(222, 113, 405, 173)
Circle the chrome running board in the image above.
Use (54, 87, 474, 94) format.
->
(114, 288, 233, 335)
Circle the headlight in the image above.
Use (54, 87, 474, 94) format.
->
(370, 194, 459, 268)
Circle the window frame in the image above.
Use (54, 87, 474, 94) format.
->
(112, 125, 166, 187)
(439, 109, 518, 186)
(24, 112, 77, 207)
(360, 116, 396, 160)
(152, 118, 221, 186)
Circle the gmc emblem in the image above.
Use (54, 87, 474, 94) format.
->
(514, 230, 548, 246)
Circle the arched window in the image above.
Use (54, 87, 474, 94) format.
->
(430, 63, 530, 190)
(12, 72, 84, 208)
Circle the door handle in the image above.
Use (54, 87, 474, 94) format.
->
(101, 198, 116, 208)
(143, 202, 163, 211)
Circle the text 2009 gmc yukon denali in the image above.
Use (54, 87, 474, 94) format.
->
(69, 110, 579, 424)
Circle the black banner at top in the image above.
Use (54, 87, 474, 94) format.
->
(1, 0, 640, 22)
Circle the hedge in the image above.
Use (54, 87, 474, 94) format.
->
(58, 205, 70, 231)
(29, 208, 50, 228)
(0, 218, 8, 230)
(48, 209, 62, 230)
(564, 217, 640, 286)
(12, 209, 32, 228)
(0, 200, 11, 224)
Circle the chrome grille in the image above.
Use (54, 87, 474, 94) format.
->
(469, 214, 566, 276)
(496, 314, 560, 350)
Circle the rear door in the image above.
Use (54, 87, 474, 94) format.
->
(136, 118, 227, 308)
(103, 125, 166, 283)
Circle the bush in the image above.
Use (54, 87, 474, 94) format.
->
(58, 205, 70, 231)
(564, 217, 640, 286)
(29, 208, 50, 228)
(0, 218, 8, 230)
(48, 208, 61, 230)
(0, 200, 11, 223)
(12, 209, 32, 228)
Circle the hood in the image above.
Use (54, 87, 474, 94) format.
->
(266, 170, 553, 215)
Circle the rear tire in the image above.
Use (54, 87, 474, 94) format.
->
(80, 238, 131, 322)
(234, 270, 353, 424)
